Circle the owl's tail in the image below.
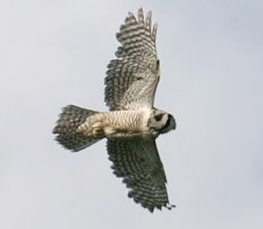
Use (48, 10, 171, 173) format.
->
(53, 105, 104, 152)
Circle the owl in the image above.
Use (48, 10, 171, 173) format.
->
(53, 8, 176, 213)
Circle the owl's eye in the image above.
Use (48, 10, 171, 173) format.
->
(154, 113, 163, 122)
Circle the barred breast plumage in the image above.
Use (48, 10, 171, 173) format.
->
(53, 8, 176, 213)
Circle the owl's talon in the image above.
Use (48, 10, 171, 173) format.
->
(92, 127, 103, 137)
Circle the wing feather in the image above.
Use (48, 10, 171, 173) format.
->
(105, 8, 160, 111)
(107, 137, 175, 212)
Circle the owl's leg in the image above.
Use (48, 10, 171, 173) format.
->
(91, 121, 105, 137)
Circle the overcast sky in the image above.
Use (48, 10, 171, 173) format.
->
(1, 0, 263, 228)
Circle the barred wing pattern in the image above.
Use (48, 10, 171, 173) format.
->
(107, 137, 175, 212)
(105, 8, 160, 111)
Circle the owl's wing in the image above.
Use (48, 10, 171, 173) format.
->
(105, 8, 160, 111)
(107, 137, 175, 212)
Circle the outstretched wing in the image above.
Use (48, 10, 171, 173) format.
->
(105, 8, 160, 111)
(107, 137, 175, 212)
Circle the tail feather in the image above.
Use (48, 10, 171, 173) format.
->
(53, 105, 103, 152)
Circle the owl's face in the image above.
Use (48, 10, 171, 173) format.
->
(148, 109, 176, 135)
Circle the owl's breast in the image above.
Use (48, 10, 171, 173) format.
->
(102, 108, 153, 137)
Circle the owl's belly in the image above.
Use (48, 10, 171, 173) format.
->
(103, 125, 149, 137)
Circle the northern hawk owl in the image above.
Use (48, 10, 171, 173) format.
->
(53, 8, 176, 212)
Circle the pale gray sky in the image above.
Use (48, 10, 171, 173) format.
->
(1, 0, 263, 228)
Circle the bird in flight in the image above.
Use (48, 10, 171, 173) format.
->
(53, 8, 176, 212)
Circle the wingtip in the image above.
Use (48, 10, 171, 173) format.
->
(166, 203, 176, 210)
(145, 203, 176, 213)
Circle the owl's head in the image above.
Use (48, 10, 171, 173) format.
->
(148, 109, 176, 135)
